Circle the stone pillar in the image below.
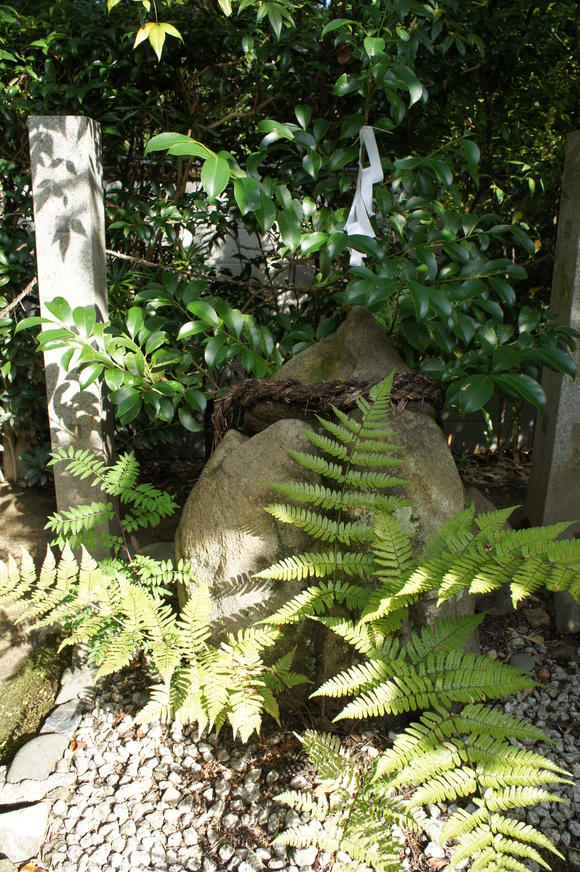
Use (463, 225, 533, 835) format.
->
(28, 115, 115, 515)
(525, 130, 580, 632)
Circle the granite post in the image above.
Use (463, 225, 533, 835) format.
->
(525, 130, 580, 632)
(28, 115, 115, 515)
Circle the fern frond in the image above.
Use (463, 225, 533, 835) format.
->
(469, 849, 545, 872)
(509, 557, 554, 606)
(489, 814, 564, 857)
(437, 552, 489, 599)
(491, 522, 573, 556)
(228, 687, 268, 743)
(49, 446, 108, 484)
(0, 550, 35, 606)
(254, 551, 374, 582)
(406, 766, 478, 806)
(274, 789, 329, 820)
(265, 505, 373, 546)
(448, 824, 552, 872)
(422, 506, 475, 558)
(452, 703, 551, 744)
(312, 654, 398, 700)
(402, 614, 485, 664)
(103, 451, 139, 496)
(46, 501, 114, 543)
(171, 665, 206, 727)
(135, 681, 176, 724)
(267, 480, 407, 514)
(481, 784, 566, 813)
(199, 658, 230, 728)
(333, 652, 533, 720)
(95, 627, 141, 677)
(266, 647, 310, 693)
(300, 731, 361, 792)
(473, 505, 518, 536)
(312, 616, 376, 655)
(370, 511, 414, 581)
(177, 584, 212, 656)
(259, 579, 369, 626)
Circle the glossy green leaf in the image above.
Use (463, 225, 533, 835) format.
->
(201, 154, 230, 201)
(460, 139, 480, 165)
(332, 73, 367, 97)
(78, 363, 104, 391)
(492, 373, 546, 409)
(179, 407, 203, 432)
(45, 297, 73, 325)
(186, 301, 220, 327)
(145, 331, 167, 354)
(302, 152, 322, 179)
(234, 177, 261, 215)
(294, 105, 311, 129)
(510, 225, 537, 257)
(216, 302, 244, 338)
(492, 346, 522, 372)
(525, 345, 577, 377)
(455, 374, 494, 414)
(393, 62, 424, 106)
(72, 306, 97, 338)
(185, 388, 207, 412)
(204, 335, 227, 369)
(407, 280, 429, 319)
(278, 209, 302, 252)
(518, 306, 541, 333)
(126, 307, 145, 340)
(321, 18, 352, 36)
(301, 232, 329, 256)
(110, 386, 142, 423)
(177, 321, 207, 340)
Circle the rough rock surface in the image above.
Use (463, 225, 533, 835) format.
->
(244, 307, 409, 435)
(175, 420, 325, 676)
(176, 308, 469, 670)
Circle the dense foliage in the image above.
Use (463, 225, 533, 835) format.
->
(1, 0, 579, 453)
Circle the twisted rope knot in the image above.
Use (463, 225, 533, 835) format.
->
(211, 372, 445, 449)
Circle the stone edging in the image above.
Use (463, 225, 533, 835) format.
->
(0, 646, 98, 867)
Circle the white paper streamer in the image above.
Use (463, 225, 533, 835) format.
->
(344, 125, 384, 267)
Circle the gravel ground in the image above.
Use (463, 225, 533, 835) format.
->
(40, 608, 580, 872)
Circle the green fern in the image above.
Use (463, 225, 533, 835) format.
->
(0, 449, 308, 743)
(257, 375, 580, 872)
(46, 448, 177, 555)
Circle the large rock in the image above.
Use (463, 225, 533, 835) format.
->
(244, 306, 409, 434)
(175, 420, 324, 627)
(177, 310, 472, 677)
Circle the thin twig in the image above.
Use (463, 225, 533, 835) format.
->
(0, 277, 37, 315)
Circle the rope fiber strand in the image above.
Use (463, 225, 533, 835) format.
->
(211, 373, 445, 450)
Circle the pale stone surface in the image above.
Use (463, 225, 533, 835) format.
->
(28, 116, 115, 530)
(40, 699, 84, 734)
(56, 663, 98, 704)
(7, 733, 69, 783)
(524, 131, 580, 631)
(0, 802, 50, 863)
(175, 420, 324, 625)
(0, 771, 74, 806)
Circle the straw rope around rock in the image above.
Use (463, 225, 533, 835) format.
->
(211, 373, 445, 449)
